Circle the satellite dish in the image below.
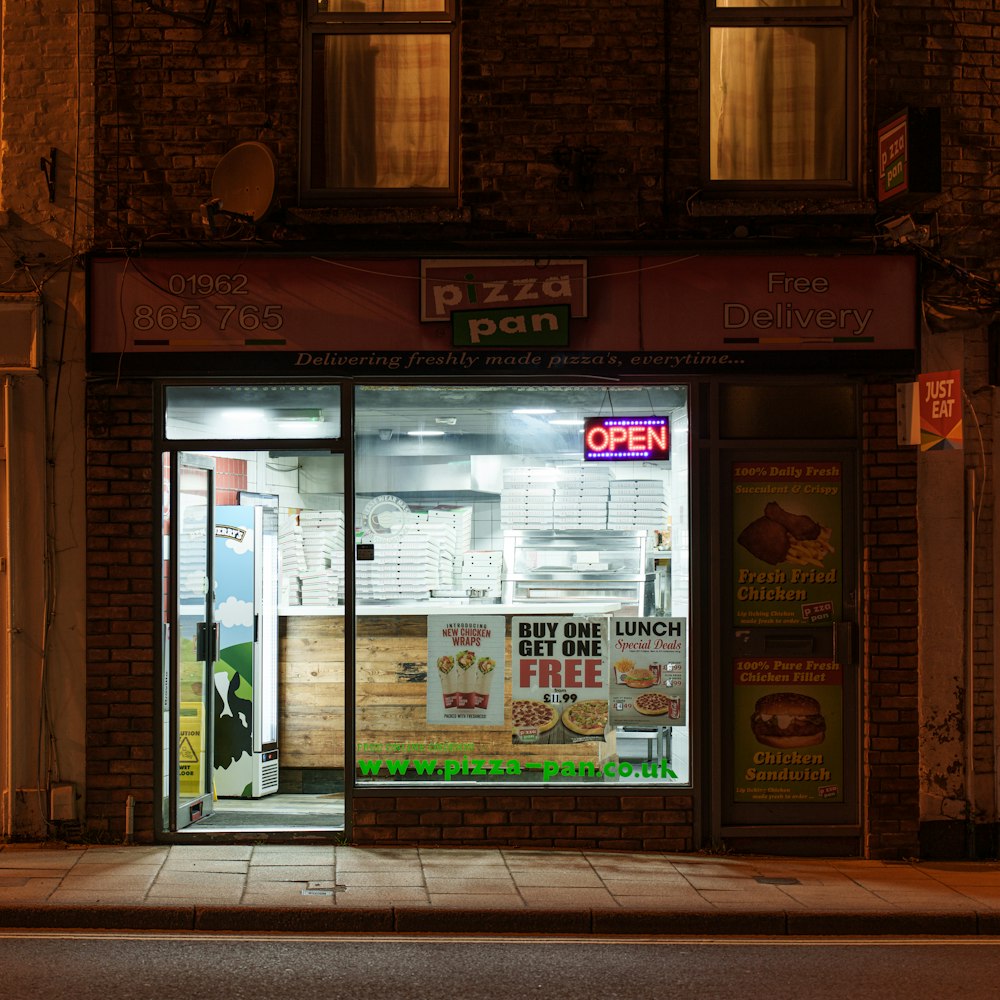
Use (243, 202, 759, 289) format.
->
(206, 141, 277, 225)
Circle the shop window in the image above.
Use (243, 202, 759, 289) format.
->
(706, 0, 856, 187)
(353, 384, 692, 789)
(301, 0, 457, 202)
(719, 384, 857, 439)
(160, 382, 690, 808)
(164, 384, 341, 440)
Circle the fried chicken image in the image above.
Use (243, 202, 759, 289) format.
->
(764, 501, 821, 541)
(738, 502, 825, 565)
(737, 515, 791, 565)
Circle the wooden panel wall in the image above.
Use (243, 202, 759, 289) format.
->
(279, 615, 613, 770)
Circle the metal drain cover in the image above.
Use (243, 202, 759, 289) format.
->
(301, 884, 347, 895)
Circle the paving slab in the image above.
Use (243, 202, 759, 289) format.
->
(2, 843, 1000, 935)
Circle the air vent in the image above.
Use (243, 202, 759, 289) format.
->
(261, 760, 280, 792)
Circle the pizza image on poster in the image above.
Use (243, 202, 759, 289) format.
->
(607, 617, 687, 727)
(561, 700, 610, 736)
(511, 699, 560, 735)
(512, 617, 607, 744)
(634, 691, 678, 717)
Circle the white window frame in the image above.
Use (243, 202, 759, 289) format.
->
(703, 0, 859, 194)
(301, 1, 459, 205)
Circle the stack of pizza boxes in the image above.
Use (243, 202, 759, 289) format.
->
(500, 466, 558, 529)
(608, 477, 669, 530)
(461, 550, 502, 600)
(555, 464, 609, 529)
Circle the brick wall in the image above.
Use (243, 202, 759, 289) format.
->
(3, 0, 93, 227)
(86, 381, 157, 840)
(92, 0, 671, 243)
(458, 0, 666, 238)
(876, 0, 999, 852)
(86, 0, 1000, 251)
(79, 0, 995, 856)
(862, 383, 920, 858)
(84, 376, 922, 854)
(351, 793, 694, 852)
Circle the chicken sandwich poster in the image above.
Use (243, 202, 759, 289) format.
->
(733, 657, 844, 804)
(732, 462, 843, 627)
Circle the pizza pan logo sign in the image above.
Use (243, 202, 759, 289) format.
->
(420, 259, 588, 322)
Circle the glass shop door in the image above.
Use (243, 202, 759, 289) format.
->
(719, 449, 860, 845)
(169, 452, 217, 829)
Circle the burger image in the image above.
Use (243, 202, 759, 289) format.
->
(624, 667, 656, 688)
(750, 692, 826, 748)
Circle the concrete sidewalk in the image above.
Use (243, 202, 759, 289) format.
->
(3, 842, 1000, 935)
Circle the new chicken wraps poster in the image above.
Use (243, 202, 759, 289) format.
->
(733, 657, 844, 803)
(427, 617, 505, 726)
(512, 617, 607, 744)
(732, 461, 842, 627)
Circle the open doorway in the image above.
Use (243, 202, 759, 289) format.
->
(160, 385, 347, 836)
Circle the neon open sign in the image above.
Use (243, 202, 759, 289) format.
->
(583, 416, 670, 461)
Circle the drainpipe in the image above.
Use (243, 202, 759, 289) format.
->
(966, 467, 976, 858)
(1, 377, 11, 840)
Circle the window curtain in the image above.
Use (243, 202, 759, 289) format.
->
(321, 34, 379, 187)
(370, 33, 450, 187)
(320, 2, 450, 189)
(711, 26, 846, 181)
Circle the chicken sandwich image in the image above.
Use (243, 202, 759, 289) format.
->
(750, 692, 826, 748)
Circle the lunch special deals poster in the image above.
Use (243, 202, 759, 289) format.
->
(733, 657, 844, 803)
(512, 617, 607, 745)
(427, 617, 505, 726)
(733, 461, 843, 627)
(608, 617, 687, 727)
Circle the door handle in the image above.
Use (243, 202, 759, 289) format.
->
(834, 621, 856, 667)
(195, 622, 221, 664)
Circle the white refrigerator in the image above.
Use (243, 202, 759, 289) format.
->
(212, 497, 280, 798)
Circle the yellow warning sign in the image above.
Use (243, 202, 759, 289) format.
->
(178, 736, 199, 763)
(178, 702, 204, 797)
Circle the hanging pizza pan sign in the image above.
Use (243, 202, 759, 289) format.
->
(511, 617, 608, 745)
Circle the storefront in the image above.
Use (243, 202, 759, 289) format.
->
(86, 251, 917, 855)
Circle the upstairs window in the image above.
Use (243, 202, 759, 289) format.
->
(706, 0, 856, 189)
(302, 1, 458, 203)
